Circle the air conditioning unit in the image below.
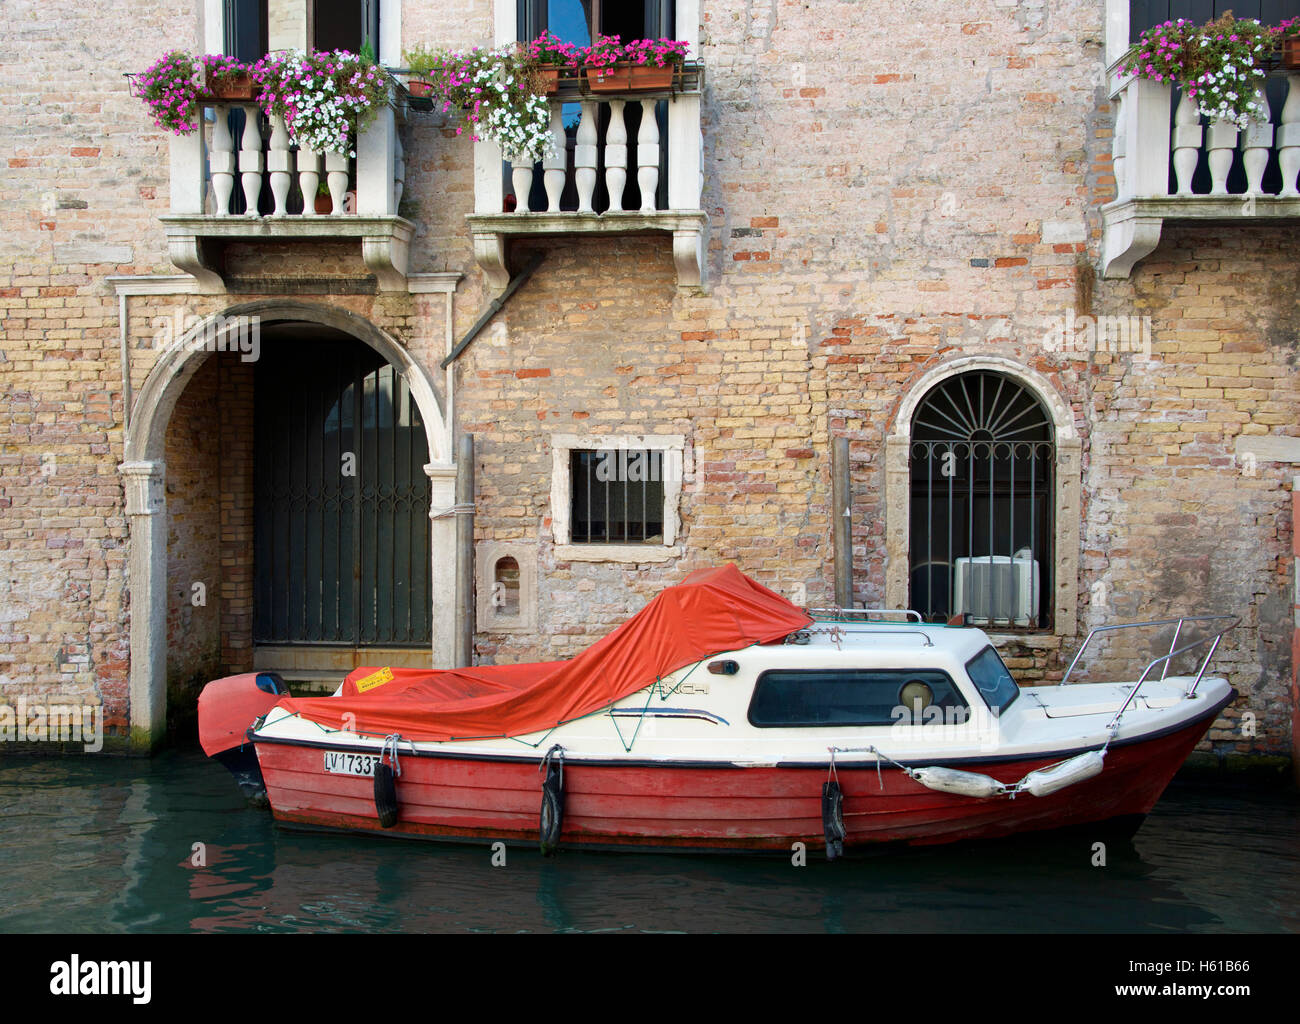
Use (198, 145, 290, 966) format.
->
(953, 551, 1039, 627)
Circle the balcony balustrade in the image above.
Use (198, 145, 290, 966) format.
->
(161, 93, 413, 291)
(466, 68, 708, 291)
(1103, 67, 1300, 278)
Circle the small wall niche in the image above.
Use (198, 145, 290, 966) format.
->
(476, 542, 537, 634)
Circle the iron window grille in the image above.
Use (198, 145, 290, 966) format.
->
(569, 449, 666, 544)
(908, 371, 1055, 630)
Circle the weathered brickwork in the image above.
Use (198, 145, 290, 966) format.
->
(164, 355, 223, 689)
(0, 0, 1296, 761)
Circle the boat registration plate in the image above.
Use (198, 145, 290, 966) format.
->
(323, 751, 380, 777)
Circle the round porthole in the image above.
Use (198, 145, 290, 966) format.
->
(899, 680, 934, 718)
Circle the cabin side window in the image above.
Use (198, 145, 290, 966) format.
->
(747, 669, 969, 728)
(965, 646, 1021, 714)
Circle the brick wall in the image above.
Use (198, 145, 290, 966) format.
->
(0, 0, 1295, 759)
(164, 354, 223, 689)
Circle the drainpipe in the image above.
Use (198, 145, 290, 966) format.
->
(1293, 478, 1299, 787)
(832, 436, 852, 608)
(455, 433, 476, 667)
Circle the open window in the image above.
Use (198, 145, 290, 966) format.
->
(518, 0, 676, 43)
(313, 0, 380, 55)
(225, 0, 269, 60)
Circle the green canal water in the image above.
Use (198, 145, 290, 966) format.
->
(0, 750, 1296, 934)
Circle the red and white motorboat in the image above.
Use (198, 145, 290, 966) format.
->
(199, 565, 1238, 856)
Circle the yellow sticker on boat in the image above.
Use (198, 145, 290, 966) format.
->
(354, 666, 394, 693)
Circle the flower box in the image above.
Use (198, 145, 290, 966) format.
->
(584, 63, 676, 93)
(537, 67, 562, 95)
(203, 72, 259, 101)
(1283, 36, 1300, 69)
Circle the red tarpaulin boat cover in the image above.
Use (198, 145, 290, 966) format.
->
(274, 564, 813, 742)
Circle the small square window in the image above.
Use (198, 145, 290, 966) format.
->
(550, 434, 685, 563)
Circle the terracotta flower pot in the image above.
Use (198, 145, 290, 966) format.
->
(1283, 37, 1300, 70)
(205, 72, 259, 100)
(537, 67, 562, 95)
(406, 78, 434, 97)
(315, 194, 332, 214)
(584, 63, 676, 93)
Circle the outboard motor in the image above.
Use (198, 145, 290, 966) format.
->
(198, 672, 290, 806)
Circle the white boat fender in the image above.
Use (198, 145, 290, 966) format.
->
(539, 744, 566, 857)
(909, 767, 1008, 799)
(821, 780, 846, 860)
(1019, 750, 1106, 798)
(373, 734, 402, 829)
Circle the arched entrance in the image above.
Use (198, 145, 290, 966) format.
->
(120, 301, 456, 751)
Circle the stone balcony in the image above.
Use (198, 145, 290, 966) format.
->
(466, 67, 708, 292)
(162, 93, 413, 292)
(1102, 66, 1300, 278)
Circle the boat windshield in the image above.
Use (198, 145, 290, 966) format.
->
(965, 646, 1020, 714)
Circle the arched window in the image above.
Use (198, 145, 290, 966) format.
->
(909, 371, 1055, 629)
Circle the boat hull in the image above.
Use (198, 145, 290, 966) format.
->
(253, 691, 1232, 852)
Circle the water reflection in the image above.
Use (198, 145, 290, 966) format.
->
(0, 753, 1295, 933)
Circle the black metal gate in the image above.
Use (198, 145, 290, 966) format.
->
(254, 337, 432, 646)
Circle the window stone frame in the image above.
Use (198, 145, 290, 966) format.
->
(550, 433, 685, 564)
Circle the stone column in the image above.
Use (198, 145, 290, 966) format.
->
(120, 460, 167, 753)
(883, 435, 911, 609)
(1055, 439, 1082, 637)
(426, 463, 458, 669)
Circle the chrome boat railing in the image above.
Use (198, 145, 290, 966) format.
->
(1059, 615, 1239, 730)
(808, 608, 923, 622)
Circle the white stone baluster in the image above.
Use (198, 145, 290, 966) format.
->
(209, 105, 236, 215)
(238, 105, 264, 215)
(1171, 92, 1202, 196)
(542, 104, 566, 212)
(325, 151, 349, 215)
(575, 99, 598, 214)
(1110, 91, 1127, 198)
(1240, 87, 1273, 195)
(637, 98, 660, 212)
(1206, 117, 1238, 195)
(511, 157, 534, 213)
(393, 129, 405, 212)
(1280, 75, 1300, 197)
(605, 99, 628, 211)
(297, 147, 320, 216)
(267, 113, 292, 215)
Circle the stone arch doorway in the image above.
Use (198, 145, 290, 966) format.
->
(120, 301, 456, 751)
